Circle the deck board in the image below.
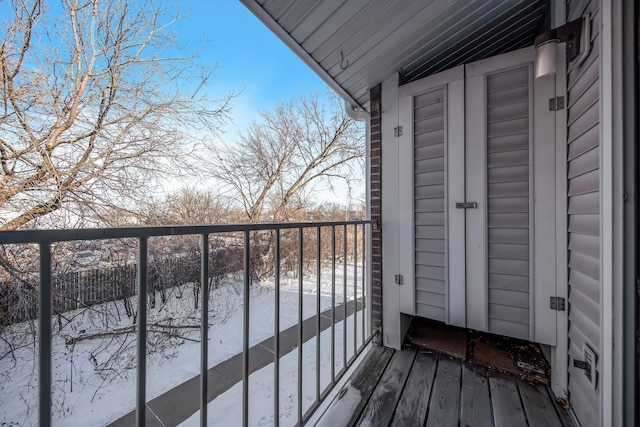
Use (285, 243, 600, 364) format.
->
(390, 352, 437, 427)
(317, 347, 572, 427)
(518, 379, 563, 427)
(425, 356, 462, 427)
(356, 349, 416, 426)
(490, 374, 527, 427)
(460, 365, 492, 427)
(318, 345, 393, 427)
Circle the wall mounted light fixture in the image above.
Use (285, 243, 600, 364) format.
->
(534, 13, 591, 78)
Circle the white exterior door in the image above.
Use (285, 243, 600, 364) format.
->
(396, 47, 564, 345)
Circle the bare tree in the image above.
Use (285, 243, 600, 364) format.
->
(0, 0, 232, 230)
(207, 92, 365, 223)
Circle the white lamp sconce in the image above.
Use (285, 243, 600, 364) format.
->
(534, 13, 591, 78)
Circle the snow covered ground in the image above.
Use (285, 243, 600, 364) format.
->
(0, 264, 366, 426)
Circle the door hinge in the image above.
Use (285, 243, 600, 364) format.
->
(394, 126, 403, 137)
(395, 274, 404, 285)
(549, 96, 565, 111)
(550, 296, 566, 311)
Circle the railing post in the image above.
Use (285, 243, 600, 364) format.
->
(343, 225, 347, 367)
(243, 231, 250, 427)
(136, 237, 148, 427)
(39, 242, 52, 427)
(331, 226, 336, 384)
(361, 224, 366, 348)
(297, 227, 303, 426)
(200, 233, 209, 427)
(316, 226, 321, 404)
(274, 230, 280, 427)
(353, 224, 358, 355)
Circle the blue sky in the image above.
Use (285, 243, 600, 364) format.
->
(173, 0, 331, 136)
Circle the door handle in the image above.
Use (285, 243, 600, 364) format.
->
(455, 202, 478, 209)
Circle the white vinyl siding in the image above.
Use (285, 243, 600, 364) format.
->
(486, 67, 531, 340)
(414, 87, 447, 322)
(566, 1, 601, 426)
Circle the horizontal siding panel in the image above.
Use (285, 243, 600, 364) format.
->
(567, 147, 599, 179)
(415, 129, 445, 147)
(569, 251, 600, 282)
(488, 101, 528, 123)
(415, 156, 444, 172)
(415, 198, 444, 212)
(567, 77, 599, 126)
(488, 213, 529, 228)
(415, 143, 444, 160)
(415, 184, 445, 199)
(489, 243, 529, 260)
(489, 304, 529, 325)
(487, 68, 529, 92)
(567, 371, 599, 426)
(487, 85, 528, 108)
(416, 277, 445, 294)
(416, 303, 445, 322)
(568, 306, 600, 348)
(415, 212, 445, 226)
(568, 191, 599, 215)
(569, 286, 599, 324)
(568, 125, 599, 161)
(488, 181, 529, 198)
(568, 232, 600, 260)
(568, 169, 599, 196)
(416, 225, 445, 239)
(415, 115, 444, 134)
(568, 214, 599, 236)
(488, 165, 529, 183)
(568, 268, 600, 303)
(489, 319, 529, 340)
(416, 290, 445, 308)
(414, 90, 444, 109)
(416, 251, 445, 268)
(567, 102, 599, 143)
(414, 102, 444, 121)
(489, 258, 529, 277)
(415, 238, 444, 253)
(489, 288, 529, 309)
(487, 118, 529, 138)
(416, 264, 445, 281)
(487, 149, 529, 168)
(489, 228, 529, 244)
(488, 273, 529, 292)
(486, 133, 529, 153)
(415, 170, 445, 186)
(488, 197, 529, 213)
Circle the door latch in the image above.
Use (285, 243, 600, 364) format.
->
(455, 202, 478, 209)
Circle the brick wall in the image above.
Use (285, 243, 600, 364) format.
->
(369, 85, 383, 337)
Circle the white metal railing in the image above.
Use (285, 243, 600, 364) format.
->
(1, 220, 373, 426)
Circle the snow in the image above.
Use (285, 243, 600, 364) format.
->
(0, 264, 366, 426)
(180, 316, 365, 427)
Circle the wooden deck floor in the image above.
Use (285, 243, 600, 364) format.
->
(316, 346, 573, 427)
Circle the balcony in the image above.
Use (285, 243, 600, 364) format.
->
(1, 220, 372, 426)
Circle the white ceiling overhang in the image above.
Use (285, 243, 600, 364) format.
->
(240, 0, 550, 112)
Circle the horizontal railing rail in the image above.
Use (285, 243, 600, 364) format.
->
(0, 219, 374, 427)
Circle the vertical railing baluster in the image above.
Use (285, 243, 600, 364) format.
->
(136, 237, 148, 427)
(200, 233, 209, 427)
(39, 242, 52, 427)
(243, 231, 250, 427)
(315, 226, 321, 404)
(331, 226, 336, 384)
(297, 227, 303, 426)
(353, 224, 358, 355)
(343, 225, 347, 367)
(274, 230, 280, 427)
